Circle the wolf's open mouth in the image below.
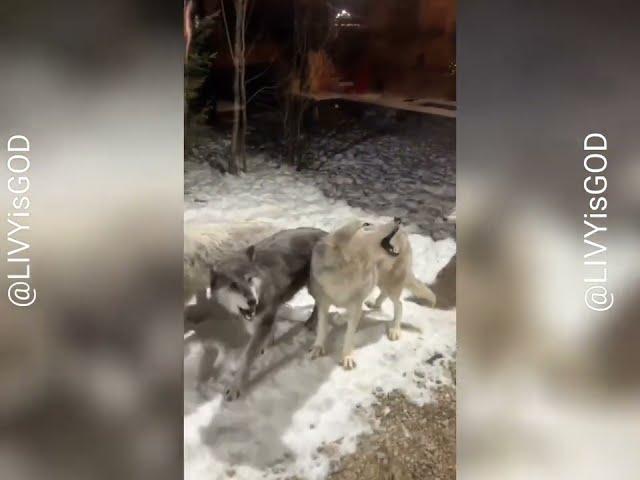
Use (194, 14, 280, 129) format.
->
(239, 307, 255, 320)
(381, 225, 400, 257)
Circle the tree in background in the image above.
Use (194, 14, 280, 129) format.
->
(221, 0, 249, 174)
(283, 1, 333, 170)
(185, 12, 220, 148)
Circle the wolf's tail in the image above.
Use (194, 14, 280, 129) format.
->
(405, 273, 437, 307)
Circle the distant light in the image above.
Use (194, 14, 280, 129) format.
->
(336, 9, 352, 19)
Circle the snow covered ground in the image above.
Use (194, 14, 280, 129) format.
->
(184, 158, 456, 480)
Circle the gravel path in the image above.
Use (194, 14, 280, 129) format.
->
(328, 387, 456, 480)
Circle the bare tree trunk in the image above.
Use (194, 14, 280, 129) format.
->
(229, 0, 245, 174)
(285, 96, 304, 168)
(225, 0, 248, 174)
(230, 65, 240, 174)
(184, 0, 194, 58)
(284, 3, 301, 167)
(239, 0, 248, 172)
(284, 1, 317, 170)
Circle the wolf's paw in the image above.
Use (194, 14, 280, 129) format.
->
(341, 355, 357, 370)
(224, 382, 243, 401)
(310, 345, 325, 359)
(224, 387, 241, 402)
(365, 300, 381, 310)
(387, 327, 401, 341)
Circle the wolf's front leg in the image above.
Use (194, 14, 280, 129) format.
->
(341, 304, 363, 370)
(225, 311, 275, 401)
(387, 298, 403, 341)
(310, 300, 330, 358)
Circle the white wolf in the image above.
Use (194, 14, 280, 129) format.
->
(183, 222, 276, 305)
(309, 218, 436, 369)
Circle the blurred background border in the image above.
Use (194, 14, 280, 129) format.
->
(459, 1, 640, 478)
(1, 2, 184, 480)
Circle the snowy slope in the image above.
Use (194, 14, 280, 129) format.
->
(184, 159, 456, 480)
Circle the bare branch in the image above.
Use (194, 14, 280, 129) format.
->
(220, 0, 235, 62)
(246, 85, 279, 104)
(246, 63, 273, 85)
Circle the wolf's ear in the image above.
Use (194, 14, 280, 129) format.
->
(246, 245, 256, 262)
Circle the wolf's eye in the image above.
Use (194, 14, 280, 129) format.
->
(362, 222, 372, 227)
(230, 282, 239, 290)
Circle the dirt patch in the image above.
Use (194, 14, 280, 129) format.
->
(328, 386, 455, 480)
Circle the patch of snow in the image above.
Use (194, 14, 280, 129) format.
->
(184, 159, 456, 480)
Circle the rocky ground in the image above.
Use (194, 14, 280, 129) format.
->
(328, 386, 456, 480)
(265, 354, 456, 480)
(187, 105, 456, 240)
(321, 352, 456, 480)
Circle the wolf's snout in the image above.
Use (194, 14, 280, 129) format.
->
(247, 298, 257, 307)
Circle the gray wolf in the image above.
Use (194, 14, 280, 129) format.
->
(309, 218, 436, 369)
(209, 227, 326, 400)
